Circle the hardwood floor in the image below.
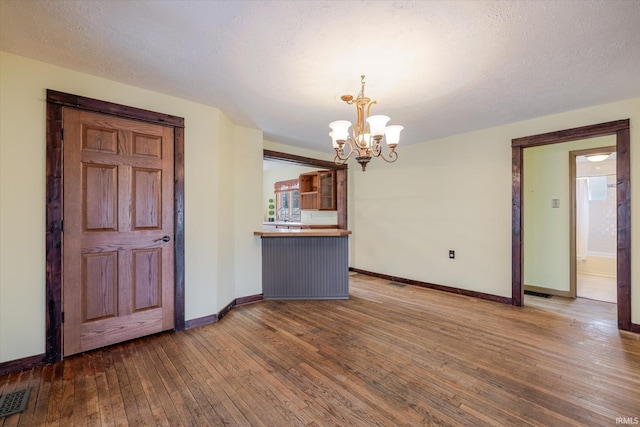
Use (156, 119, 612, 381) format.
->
(2, 273, 639, 426)
(577, 272, 617, 303)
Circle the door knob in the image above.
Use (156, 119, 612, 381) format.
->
(155, 235, 171, 242)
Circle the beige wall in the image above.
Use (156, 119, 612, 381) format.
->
(0, 52, 263, 363)
(2, 50, 639, 365)
(350, 126, 512, 297)
(233, 125, 264, 299)
(349, 97, 639, 323)
(523, 136, 616, 292)
(263, 140, 335, 163)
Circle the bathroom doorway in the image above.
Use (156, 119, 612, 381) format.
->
(571, 146, 617, 303)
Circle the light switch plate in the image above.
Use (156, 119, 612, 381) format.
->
(551, 199, 560, 208)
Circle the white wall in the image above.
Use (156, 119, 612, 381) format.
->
(523, 136, 615, 292)
(0, 52, 263, 363)
(349, 97, 639, 324)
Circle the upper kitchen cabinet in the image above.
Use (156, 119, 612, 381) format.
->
(318, 170, 336, 210)
(299, 170, 336, 210)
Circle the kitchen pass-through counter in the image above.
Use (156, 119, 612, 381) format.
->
(262, 221, 339, 229)
(255, 227, 351, 299)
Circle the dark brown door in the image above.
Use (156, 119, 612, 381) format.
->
(62, 109, 175, 356)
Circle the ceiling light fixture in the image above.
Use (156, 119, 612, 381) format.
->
(329, 75, 403, 171)
(586, 153, 611, 162)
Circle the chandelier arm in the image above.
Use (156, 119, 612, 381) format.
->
(334, 140, 355, 161)
(351, 127, 367, 150)
(356, 104, 365, 138)
(333, 154, 349, 166)
(377, 147, 398, 163)
(366, 100, 377, 122)
(370, 141, 382, 157)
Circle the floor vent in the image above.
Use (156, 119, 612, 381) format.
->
(389, 281, 407, 288)
(0, 387, 31, 418)
(524, 290, 553, 298)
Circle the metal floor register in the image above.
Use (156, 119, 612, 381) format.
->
(0, 387, 31, 418)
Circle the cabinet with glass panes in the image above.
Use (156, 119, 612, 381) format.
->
(299, 170, 336, 210)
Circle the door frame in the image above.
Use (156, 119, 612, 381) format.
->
(511, 119, 632, 331)
(569, 145, 617, 299)
(45, 90, 186, 363)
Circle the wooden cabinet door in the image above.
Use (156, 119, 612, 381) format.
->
(62, 109, 175, 356)
(319, 170, 336, 210)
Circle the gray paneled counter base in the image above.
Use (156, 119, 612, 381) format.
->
(254, 228, 351, 300)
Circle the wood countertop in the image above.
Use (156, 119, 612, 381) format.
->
(262, 222, 338, 229)
(254, 227, 351, 237)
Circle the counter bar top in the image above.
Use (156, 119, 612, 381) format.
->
(262, 222, 339, 229)
(254, 228, 351, 237)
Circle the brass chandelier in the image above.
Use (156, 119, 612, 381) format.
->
(329, 75, 403, 171)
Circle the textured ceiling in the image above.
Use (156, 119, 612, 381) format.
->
(1, 0, 639, 152)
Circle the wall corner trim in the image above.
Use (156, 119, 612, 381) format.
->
(184, 294, 264, 330)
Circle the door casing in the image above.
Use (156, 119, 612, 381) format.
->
(512, 119, 632, 331)
(569, 145, 617, 299)
(45, 90, 186, 363)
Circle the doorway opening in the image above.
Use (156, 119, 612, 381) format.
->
(572, 147, 617, 304)
(511, 119, 632, 331)
(263, 150, 348, 229)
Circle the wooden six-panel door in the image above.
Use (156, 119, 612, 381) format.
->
(63, 109, 175, 356)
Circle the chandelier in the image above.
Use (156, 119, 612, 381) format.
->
(329, 75, 403, 171)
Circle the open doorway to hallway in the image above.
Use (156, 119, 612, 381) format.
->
(511, 119, 632, 331)
(522, 136, 617, 305)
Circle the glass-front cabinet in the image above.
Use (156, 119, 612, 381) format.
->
(319, 170, 336, 210)
(299, 170, 336, 210)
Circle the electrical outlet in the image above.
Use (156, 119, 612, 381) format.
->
(449, 250, 455, 259)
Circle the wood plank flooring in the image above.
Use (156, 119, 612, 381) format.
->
(2, 273, 639, 426)
(577, 272, 617, 303)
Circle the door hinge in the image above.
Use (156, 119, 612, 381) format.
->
(61, 312, 65, 323)
(60, 220, 63, 232)
(61, 128, 64, 140)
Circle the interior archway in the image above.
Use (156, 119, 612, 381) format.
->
(263, 150, 348, 229)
